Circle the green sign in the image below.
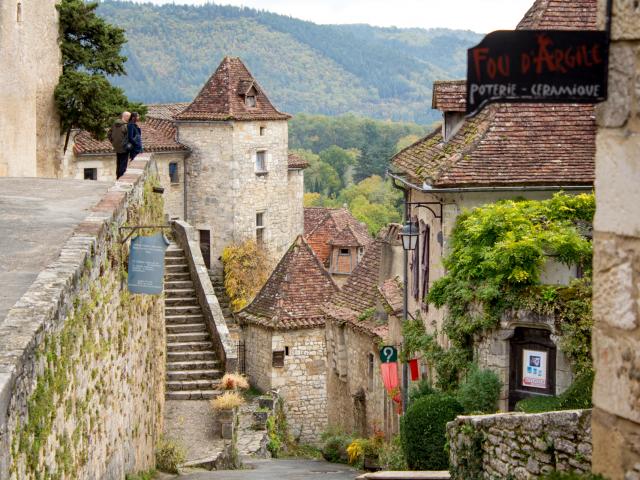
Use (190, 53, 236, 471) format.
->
(379, 346, 398, 363)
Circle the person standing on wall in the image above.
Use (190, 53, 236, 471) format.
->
(108, 111, 131, 179)
(127, 112, 143, 162)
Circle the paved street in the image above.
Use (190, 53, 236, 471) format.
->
(159, 459, 360, 480)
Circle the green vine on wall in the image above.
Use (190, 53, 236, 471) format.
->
(404, 193, 595, 388)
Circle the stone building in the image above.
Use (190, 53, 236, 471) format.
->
(0, 0, 62, 177)
(323, 225, 405, 438)
(388, 0, 596, 411)
(69, 57, 306, 270)
(304, 207, 373, 286)
(591, 0, 640, 477)
(237, 235, 338, 443)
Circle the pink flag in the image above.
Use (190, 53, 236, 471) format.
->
(380, 362, 401, 403)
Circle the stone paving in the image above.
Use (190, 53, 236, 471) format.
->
(236, 399, 269, 459)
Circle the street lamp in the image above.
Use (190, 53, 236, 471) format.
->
(401, 221, 419, 251)
(400, 220, 418, 415)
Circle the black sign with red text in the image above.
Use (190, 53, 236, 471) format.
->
(466, 30, 609, 116)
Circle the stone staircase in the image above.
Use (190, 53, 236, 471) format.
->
(209, 273, 240, 338)
(165, 242, 223, 400)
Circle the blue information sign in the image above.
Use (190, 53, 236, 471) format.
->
(128, 233, 169, 295)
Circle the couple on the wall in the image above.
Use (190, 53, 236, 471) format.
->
(108, 111, 143, 179)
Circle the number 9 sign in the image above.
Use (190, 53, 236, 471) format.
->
(379, 346, 398, 363)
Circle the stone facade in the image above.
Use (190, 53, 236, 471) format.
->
(325, 320, 400, 438)
(0, 155, 165, 479)
(0, 0, 62, 178)
(243, 324, 328, 444)
(592, 1, 640, 477)
(447, 409, 593, 480)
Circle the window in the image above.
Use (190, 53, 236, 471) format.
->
(339, 248, 350, 256)
(83, 168, 97, 181)
(245, 95, 256, 107)
(368, 353, 375, 387)
(16, 2, 23, 22)
(285, 346, 290, 356)
(260, 126, 266, 136)
(169, 162, 179, 184)
(199, 230, 211, 269)
(256, 151, 267, 173)
(272, 350, 285, 368)
(256, 212, 265, 247)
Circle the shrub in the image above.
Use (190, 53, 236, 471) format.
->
(401, 393, 463, 470)
(515, 395, 562, 413)
(378, 435, 407, 470)
(155, 438, 185, 474)
(408, 379, 437, 405)
(456, 366, 502, 414)
(210, 391, 245, 410)
(221, 373, 250, 390)
(515, 369, 593, 413)
(540, 472, 607, 479)
(222, 240, 270, 311)
(321, 428, 353, 463)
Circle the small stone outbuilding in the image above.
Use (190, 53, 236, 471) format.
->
(238, 235, 338, 443)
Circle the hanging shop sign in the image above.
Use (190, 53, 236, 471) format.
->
(522, 349, 548, 389)
(379, 345, 398, 364)
(466, 29, 609, 116)
(128, 233, 169, 295)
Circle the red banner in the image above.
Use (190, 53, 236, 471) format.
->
(380, 362, 401, 404)
(408, 358, 420, 381)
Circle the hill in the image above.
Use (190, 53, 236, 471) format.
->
(97, 1, 481, 124)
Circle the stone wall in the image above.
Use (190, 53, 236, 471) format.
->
(592, 1, 640, 477)
(447, 409, 592, 480)
(243, 324, 273, 393)
(0, 155, 166, 479)
(180, 120, 301, 272)
(325, 320, 400, 438)
(271, 328, 327, 444)
(0, 0, 62, 178)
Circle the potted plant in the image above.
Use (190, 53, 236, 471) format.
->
(210, 391, 245, 439)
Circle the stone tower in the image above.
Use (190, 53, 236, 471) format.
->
(175, 57, 304, 271)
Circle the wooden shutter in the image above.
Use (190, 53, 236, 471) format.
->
(421, 223, 430, 310)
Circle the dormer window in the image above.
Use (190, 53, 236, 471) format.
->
(245, 95, 256, 108)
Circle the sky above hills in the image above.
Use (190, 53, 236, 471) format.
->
(135, 0, 535, 33)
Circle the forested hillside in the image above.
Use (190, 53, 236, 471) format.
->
(97, 1, 481, 124)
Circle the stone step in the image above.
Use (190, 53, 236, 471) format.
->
(165, 264, 189, 274)
(165, 390, 221, 400)
(165, 305, 202, 316)
(166, 379, 220, 391)
(221, 308, 232, 317)
(165, 256, 187, 266)
(167, 341, 214, 353)
(165, 296, 199, 307)
(165, 288, 196, 299)
(166, 368, 223, 381)
(164, 272, 191, 282)
(168, 332, 210, 343)
(165, 314, 205, 325)
(166, 360, 219, 371)
(165, 280, 194, 290)
(166, 323, 207, 334)
(167, 350, 217, 362)
(166, 249, 183, 258)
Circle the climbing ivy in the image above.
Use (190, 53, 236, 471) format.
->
(405, 193, 595, 388)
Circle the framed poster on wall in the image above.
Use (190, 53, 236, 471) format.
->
(522, 349, 547, 389)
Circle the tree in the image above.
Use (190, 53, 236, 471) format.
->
(55, 0, 145, 149)
(319, 145, 359, 185)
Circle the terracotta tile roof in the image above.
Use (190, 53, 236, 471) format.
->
(238, 236, 338, 330)
(329, 225, 365, 247)
(378, 276, 403, 315)
(517, 0, 597, 30)
(73, 121, 189, 156)
(432, 80, 467, 112)
(390, 0, 597, 188)
(288, 152, 309, 170)
(304, 207, 373, 264)
(175, 57, 291, 122)
(146, 103, 190, 122)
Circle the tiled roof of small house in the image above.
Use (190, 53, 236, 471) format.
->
(304, 207, 373, 264)
(146, 103, 190, 121)
(378, 276, 403, 316)
(73, 121, 189, 155)
(329, 225, 365, 247)
(175, 56, 291, 122)
(390, 0, 597, 188)
(432, 80, 467, 112)
(238, 236, 338, 330)
(288, 153, 309, 170)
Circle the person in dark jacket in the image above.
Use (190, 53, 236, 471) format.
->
(127, 112, 143, 161)
(108, 111, 131, 179)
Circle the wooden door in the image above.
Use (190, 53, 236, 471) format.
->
(508, 327, 556, 410)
